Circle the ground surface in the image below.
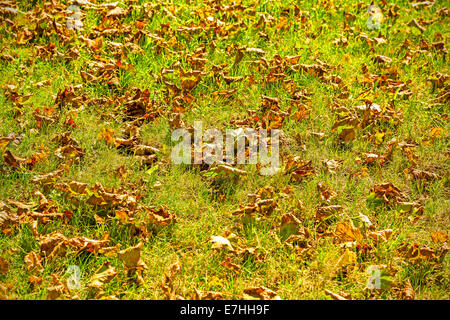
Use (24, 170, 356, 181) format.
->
(0, 0, 448, 300)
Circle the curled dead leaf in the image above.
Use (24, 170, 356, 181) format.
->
(0, 257, 10, 275)
(192, 288, 223, 300)
(24, 251, 44, 273)
(431, 231, 448, 244)
(244, 286, 281, 300)
(368, 229, 393, 243)
(210, 235, 234, 251)
(335, 222, 363, 243)
(401, 279, 415, 300)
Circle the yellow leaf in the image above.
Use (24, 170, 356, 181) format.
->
(209, 236, 234, 251)
(0, 137, 11, 151)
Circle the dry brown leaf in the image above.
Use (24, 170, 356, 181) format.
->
(88, 261, 118, 289)
(339, 127, 356, 143)
(220, 257, 241, 274)
(316, 205, 343, 221)
(213, 165, 247, 176)
(336, 248, 357, 268)
(210, 235, 234, 251)
(244, 286, 281, 300)
(222, 75, 244, 85)
(431, 231, 448, 243)
(368, 229, 393, 243)
(372, 55, 392, 64)
(401, 279, 415, 300)
(323, 159, 343, 174)
(0, 257, 10, 275)
(28, 275, 43, 288)
(0, 282, 14, 300)
(117, 242, 143, 269)
(117, 242, 147, 286)
(280, 213, 302, 239)
(143, 206, 177, 230)
(39, 232, 69, 260)
(47, 274, 69, 300)
(32, 169, 64, 185)
(98, 128, 116, 146)
(370, 182, 405, 205)
(317, 182, 338, 203)
(324, 289, 348, 300)
(3, 149, 25, 168)
(0, 204, 19, 234)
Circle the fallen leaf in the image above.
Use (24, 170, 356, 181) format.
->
(210, 236, 234, 251)
(431, 231, 448, 243)
(220, 257, 241, 274)
(0, 257, 10, 275)
(323, 159, 343, 174)
(24, 251, 44, 273)
(368, 229, 393, 243)
(335, 222, 363, 243)
(337, 248, 357, 268)
(88, 261, 118, 289)
(192, 288, 223, 300)
(117, 242, 143, 269)
(324, 289, 348, 300)
(401, 279, 415, 300)
(244, 286, 281, 300)
(317, 182, 338, 203)
(316, 205, 343, 221)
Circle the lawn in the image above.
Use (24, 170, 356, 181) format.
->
(0, 0, 448, 300)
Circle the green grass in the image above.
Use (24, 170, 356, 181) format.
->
(0, 0, 448, 300)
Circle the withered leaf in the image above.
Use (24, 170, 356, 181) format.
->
(317, 182, 338, 203)
(431, 231, 448, 243)
(401, 279, 415, 300)
(192, 288, 223, 300)
(323, 159, 343, 174)
(24, 251, 44, 273)
(0, 203, 19, 234)
(222, 75, 244, 85)
(220, 257, 241, 274)
(316, 205, 343, 221)
(143, 206, 177, 230)
(324, 289, 348, 300)
(117, 242, 144, 269)
(244, 286, 281, 300)
(88, 261, 118, 289)
(210, 236, 234, 251)
(336, 248, 357, 269)
(0, 257, 10, 275)
(369, 182, 405, 205)
(368, 229, 393, 243)
(280, 213, 302, 239)
(372, 55, 392, 64)
(335, 222, 363, 243)
(213, 165, 247, 176)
